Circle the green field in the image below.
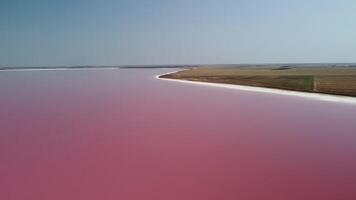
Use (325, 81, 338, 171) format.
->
(160, 66, 356, 97)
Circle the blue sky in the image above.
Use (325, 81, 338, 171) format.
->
(1, 0, 355, 66)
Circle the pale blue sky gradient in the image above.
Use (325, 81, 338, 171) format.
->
(1, 0, 355, 66)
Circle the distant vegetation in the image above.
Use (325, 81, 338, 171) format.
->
(273, 66, 291, 70)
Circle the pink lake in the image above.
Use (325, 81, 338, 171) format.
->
(1, 69, 356, 200)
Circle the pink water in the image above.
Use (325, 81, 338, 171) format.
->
(1, 69, 356, 200)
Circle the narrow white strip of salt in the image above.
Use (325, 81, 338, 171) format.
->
(0, 68, 119, 72)
(156, 70, 356, 105)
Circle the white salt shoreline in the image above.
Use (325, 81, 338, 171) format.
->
(0, 68, 119, 72)
(156, 70, 356, 105)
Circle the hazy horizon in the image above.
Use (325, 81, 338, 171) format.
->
(1, 0, 356, 67)
(2, 62, 356, 68)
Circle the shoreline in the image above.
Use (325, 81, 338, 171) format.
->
(0, 68, 120, 72)
(156, 70, 356, 104)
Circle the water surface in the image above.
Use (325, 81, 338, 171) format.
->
(1, 69, 356, 200)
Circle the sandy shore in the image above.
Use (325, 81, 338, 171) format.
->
(156, 70, 356, 104)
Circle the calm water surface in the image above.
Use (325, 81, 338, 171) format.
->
(1, 69, 356, 200)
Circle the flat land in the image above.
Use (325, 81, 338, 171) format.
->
(160, 66, 356, 97)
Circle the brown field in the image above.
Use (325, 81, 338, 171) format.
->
(160, 67, 356, 97)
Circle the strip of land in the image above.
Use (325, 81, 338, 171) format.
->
(159, 65, 356, 97)
(0, 65, 188, 71)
